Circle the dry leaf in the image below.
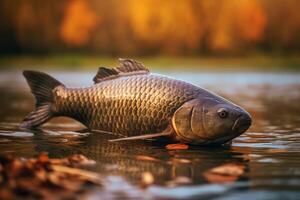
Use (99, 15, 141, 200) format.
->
(38, 152, 50, 163)
(135, 155, 159, 162)
(67, 154, 96, 165)
(51, 165, 101, 184)
(166, 143, 189, 150)
(209, 163, 245, 176)
(0, 153, 100, 199)
(49, 154, 96, 166)
(203, 163, 245, 184)
(203, 173, 239, 184)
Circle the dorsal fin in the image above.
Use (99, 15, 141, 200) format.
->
(93, 67, 119, 83)
(93, 58, 149, 84)
(117, 58, 149, 74)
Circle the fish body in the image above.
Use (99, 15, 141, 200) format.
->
(21, 59, 252, 145)
(54, 74, 201, 136)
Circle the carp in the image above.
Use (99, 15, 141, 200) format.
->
(21, 59, 251, 145)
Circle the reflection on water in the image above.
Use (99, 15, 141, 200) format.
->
(0, 70, 300, 199)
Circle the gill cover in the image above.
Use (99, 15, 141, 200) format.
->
(172, 99, 207, 144)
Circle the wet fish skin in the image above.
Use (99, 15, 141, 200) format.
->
(53, 74, 202, 137)
(21, 59, 252, 145)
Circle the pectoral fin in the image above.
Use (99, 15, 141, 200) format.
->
(109, 129, 173, 142)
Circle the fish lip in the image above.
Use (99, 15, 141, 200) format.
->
(213, 119, 251, 145)
(232, 115, 242, 131)
(232, 114, 252, 134)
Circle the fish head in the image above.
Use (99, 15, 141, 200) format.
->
(172, 97, 251, 145)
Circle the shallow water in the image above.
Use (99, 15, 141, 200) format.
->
(0, 69, 300, 199)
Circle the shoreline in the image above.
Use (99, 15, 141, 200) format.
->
(0, 54, 300, 72)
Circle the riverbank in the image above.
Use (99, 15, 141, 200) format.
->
(0, 54, 300, 71)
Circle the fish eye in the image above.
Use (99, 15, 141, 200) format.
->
(217, 108, 228, 118)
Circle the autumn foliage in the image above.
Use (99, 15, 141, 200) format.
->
(60, 0, 98, 46)
(0, 0, 299, 55)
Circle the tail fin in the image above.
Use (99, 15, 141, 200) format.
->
(20, 71, 64, 129)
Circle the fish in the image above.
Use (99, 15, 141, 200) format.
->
(20, 59, 252, 145)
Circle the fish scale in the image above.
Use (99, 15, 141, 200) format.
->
(54, 74, 201, 137)
(21, 59, 251, 144)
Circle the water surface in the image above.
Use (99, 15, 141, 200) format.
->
(0, 70, 300, 199)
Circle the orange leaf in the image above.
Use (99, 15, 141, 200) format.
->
(166, 143, 189, 150)
(203, 163, 245, 183)
(38, 152, 49, 163)
(203, 173, 239, 184)
(208, 163, 245, 176)
(135, 155, 159, 162)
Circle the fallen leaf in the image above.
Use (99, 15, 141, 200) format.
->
(51, 165, 102, 184)
(209, 163, 245, 176)
(0, 153, 100, 199)
(67, 154, 96, 165)
(166, 143, 189, 150)
(135, 155, 160, 162)
(49, 154, 96, 166)
(38, 152, 50, 163)
(203, 163, 245, 184)
(203, 173, 239, 184)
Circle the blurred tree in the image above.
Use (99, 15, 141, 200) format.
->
(15, 1, 65, 53)
(262, 0, 300, 51)
(60, 0, 98, 47)
(208, 0, 267, 52)
(0, 1, 19, 53)
(128, 0, 204, 54)
(0, 0, 299, 55)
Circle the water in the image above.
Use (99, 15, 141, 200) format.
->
(0, 69, 300, 199)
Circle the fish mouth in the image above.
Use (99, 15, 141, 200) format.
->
(211, 114, 251, 145)
(232, 114, 252, 134)
(205, 113, 252, 145)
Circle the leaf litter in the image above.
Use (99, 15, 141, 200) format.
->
(0, 152, 247, 199)
(0, 152, 101, 199)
